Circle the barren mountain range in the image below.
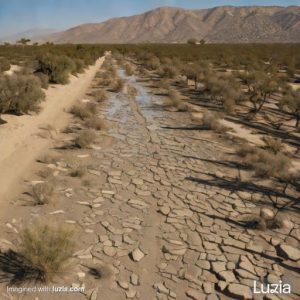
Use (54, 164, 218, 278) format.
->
(2, 6, 300, 44)
(49, 6, 300, 43)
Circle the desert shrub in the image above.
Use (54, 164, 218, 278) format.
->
(85, 116, 104, 130)
(0, 58, 10, 73)
(93, 89, 107, 102)
(160, 65, 178, 79)
(238, 70, 280, 116)
(0, 74, 45, 117)
(262, 137, 284, 154)
(70, 166, 86, 177)
(237, 145, 291, 178)
(70, 103, 96, 120)
(201, 112, 227, 132)
(73, 58, 85, 74)
(37, 53, 75, 84)
(167, 89, 188, 111)
(34, 72, 49, 89)
(75, 130, 97, 148)
(205, 75, 242, 113)
(124, 63, 134, 76)
(168, 88, 181, 107)
(280, 88, 300, 128)
(106, 66, 118, 78)
(157, 79, 170, 91)
(112, 78, 125, 92)
(144, 56, 160, 70)
(31, 182, 54, 205)
(19, 224, 75, 282)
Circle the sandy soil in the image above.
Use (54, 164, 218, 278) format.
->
(290, 83, 300, 90)
(0, 57, 105, 204)
(3, 64, 22, 76)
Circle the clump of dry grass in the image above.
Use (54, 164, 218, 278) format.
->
(201, 112, 227, 133)
(38, 154, 59, 164)
(168, 88, 181, 106)
(157, 79, 169, 91)
(128, 86, 138, 98)
(124, 63, 134, 76)
(19, 224, 75, 283)
(112, 78, 125, 92)
(262, 136, 284, 154)
(75, 130, 97, 148)
(31, 182, 54, 205)
(85, 116, 105, 131)
(167, 88, 188, 112)
(70, 103, 97, 120)
(237, 144, 291, 178)
(70, 166, 86, 177)
(93, 89, 107, 102)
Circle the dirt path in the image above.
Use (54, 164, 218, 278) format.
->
(0, 57, 105, 203)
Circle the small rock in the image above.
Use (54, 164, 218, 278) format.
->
(203, 282, 213, 294)
(77, 272, 85, 279)
(267, 273, 280, 284)
(126, 288, 137, 298)
(219, 271, 236, 283)
(130, 273, 139, 286)
(211, 262, 226, 273)
(131, 248, 145, 262)
(260, 207, 274, 220)
(278, 244, 300, 261)
(227, 283, 252, 299)
(217, 281, 228, 291)
(103, 246, 116, 257)
(186, 289, 205, 300)
(117, 281, 129, 290)
(159, 206, 170, 216)
(196, 260, 210, 270)
(153, 282, 169, 295)
(49, 210, 65, 215)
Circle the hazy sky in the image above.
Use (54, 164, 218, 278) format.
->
(0, 0, 299, 38)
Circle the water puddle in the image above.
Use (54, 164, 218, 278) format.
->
(118, 69, 165, 127)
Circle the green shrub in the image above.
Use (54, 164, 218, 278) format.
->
(19, 224, 75, 282)
(73, 58, 85, 74)
(37, 53, 75, 84)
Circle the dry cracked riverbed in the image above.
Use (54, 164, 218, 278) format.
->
(0, 64, 299, 300)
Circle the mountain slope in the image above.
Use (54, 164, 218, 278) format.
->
(49, 6, 300, 43)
